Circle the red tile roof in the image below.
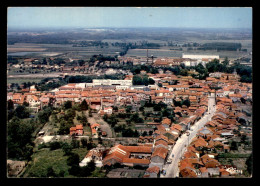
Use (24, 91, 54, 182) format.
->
(146, 166, 160, 174)
(151, 147, 168, 159)
(122, 158, 150, 164)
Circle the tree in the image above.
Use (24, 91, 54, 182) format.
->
(206, 59, 221, 73)
(142, 131, 148, 137)
(241, 135, 248, 143)
(62, 142, 72, 155)
(222, 57, 229, 66)
(246, 153, 253, 175)
(80, 99, 88, 110)
(80, 114, 87, 126)
(58, 170, 65, 177)
(71, 139, 80, 148)
(81, 138, 88, 148)
(126, 106, 132, 113)
(132, 75, 143, 85)
(148, 78, 155, 85)
(67, 153, 80, 166)
(240, 97, 246, 104)
(58, 120, 70, 135)
(7, 99, 14, 110)
(87, 159, 96, 173)
(173, 99, 182, 107)
(38, 107, 52, 124)
(23, 101, 29, 107)
(64, 101, 72, 110)
(46, 166, 57, 177)
(7, 117, 35, 160)
(49, 141, 61, 150)
(182, 99, 191, 107)
(230, 141, 238, 150)
(68, 165, 81, 176)
(14, 105, 30, 119)
(195, 63, 206, 74)
(180, 69, 188, 76)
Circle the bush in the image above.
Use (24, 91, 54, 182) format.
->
(67, 153, 80, 167)
(81, 138, 88, 148)
(62, 142, 72, 155)
(46, 166, 57, 177)
(68, 165, 81, 176)
(64, 101, 72, 110)
(49, 141, 61, 150)
(71, 139, 80, 149)
(38, 143, 47, 150)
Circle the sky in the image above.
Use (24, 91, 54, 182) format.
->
(7, 7, 252, 29)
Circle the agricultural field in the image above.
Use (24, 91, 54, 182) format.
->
(7, 77, 44, 84)
(126, 48, 182, 58)
(126, 47, 249, 59)
(7, 43, 123, 59)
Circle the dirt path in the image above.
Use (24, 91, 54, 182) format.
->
(85, 111, 113, 138)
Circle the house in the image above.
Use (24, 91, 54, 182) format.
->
(29, 85, 37, 93)
(28, 95, 40, 108)
(220, 132, 234, 138)
(180, 167, 197, 178)
(91, 123, 101, 138)
(70, 124, 84, 136)
(103, 106, 113, 115)
(102, 144, 152, 167)
(207, 167, 220, 177)
(122, 158, 150, 168)
(161, 117, 172, 129)
(79, 148, 103, 167)
(12, 93, 22, 103)
(144, 166, 160, 178)
(191, 136, 208, 150)
(150, 147, 168, 164)
(200, 154, 221, 168)
(139, 136, 154, 143)
(154, 139, 168, 150)
(199, 167, 209, 178)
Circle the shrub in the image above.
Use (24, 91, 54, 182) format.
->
(49, 141, 61, 150)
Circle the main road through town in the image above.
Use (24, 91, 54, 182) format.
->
(161, 94, 216, 178)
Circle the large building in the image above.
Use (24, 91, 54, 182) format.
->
(93, 79, 132, 86)
(182, 54, 219, 60)
(182, 54, 220, 67)
(102, 144, 152, 167)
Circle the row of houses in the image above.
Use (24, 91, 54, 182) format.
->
(7, 71, 251, 117)
(178, 97, 249, 178)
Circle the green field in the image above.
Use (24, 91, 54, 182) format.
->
(23, 148, 88, 178)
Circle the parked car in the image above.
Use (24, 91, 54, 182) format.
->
(166, 158, 172, 164)
(162, 170, 166, 176)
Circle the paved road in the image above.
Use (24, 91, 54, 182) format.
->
(161, 95, 216, 178)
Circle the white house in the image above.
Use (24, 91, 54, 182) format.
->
(104, 107, 113, 115)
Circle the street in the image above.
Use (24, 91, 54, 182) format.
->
(161, 94, 216, 178)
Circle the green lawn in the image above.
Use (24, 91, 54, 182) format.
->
(23, 148, 88, 178)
